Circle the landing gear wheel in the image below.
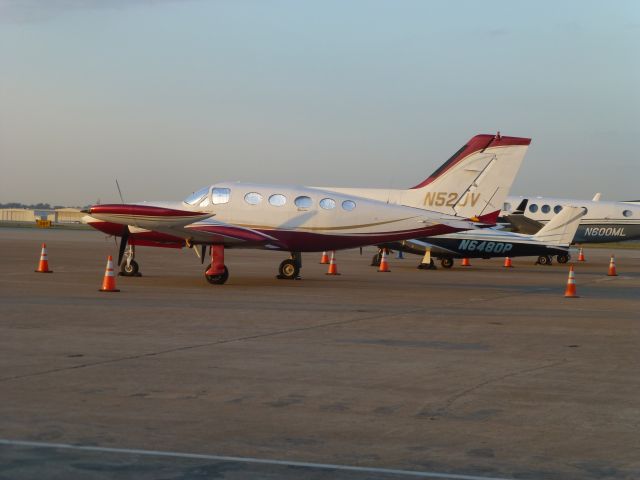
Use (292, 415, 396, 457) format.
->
(278, 259, 300, 280)
(440, 258, 454, 269)
(205, 264, 229, 285)
(556, 254, 570, 264)
(537, 255, 552, 266)
(371, 253, 381, 267)
(120, 260, 140, 277)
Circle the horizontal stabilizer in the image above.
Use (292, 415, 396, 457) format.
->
(533, 206, 587, 245)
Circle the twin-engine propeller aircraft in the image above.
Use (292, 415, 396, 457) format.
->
(377, 205, 586, 268)
(84, 133, 531, 284)
(503, 194, 640, 243)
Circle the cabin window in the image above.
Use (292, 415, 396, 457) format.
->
(553, 205, 563, 214)
(503, 202, 511, 212)
(541, 204, 551, 214)
(342, 200, 356, 211)
(320, 198, 336, 210)
(269, 194, 287, 207)
(244, 192, 262, 205)
(294, 196, 312, 209)
(623, 209, 633, 217)
(529, 204, 538, 213)
(184, 187, 209, 205)
(212, 188, 231, 204)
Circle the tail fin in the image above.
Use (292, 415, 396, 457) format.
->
(533, 206, 587, 245)
(404, 133, 531, 219)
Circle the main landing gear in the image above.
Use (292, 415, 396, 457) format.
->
(205, 245, 229, 284)
(119, 244, 142, 277)
(536, 255, 553, 266)
(277, 252, 302, 280)
(556, 253, 570, 264)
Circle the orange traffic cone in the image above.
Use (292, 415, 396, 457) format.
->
(35, 243, 53, 273)
(607, 255, 618, 276)
(503, 257, 513, 268)
(319, 251, 329, 264)
(378, 249, 391, 272)
(461, 257, 472, 267)
(577, 248, 585, 262)
(564, 265, 579, 298)
(326, 251, 341, 275)
(99, 255, 120, 292)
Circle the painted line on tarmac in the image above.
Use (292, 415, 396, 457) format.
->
(0, 438, 515, 480)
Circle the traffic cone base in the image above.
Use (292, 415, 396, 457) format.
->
(564, 265, 579, 298)
(607, 255, 618, 276)
(35, 243, 53, 273)
(99, 256, 120, 292)
(503, 257, 513, 268)
(461, 258, 472, 267)
(378, 250, 391, 272)
(326, 251, 341, 275)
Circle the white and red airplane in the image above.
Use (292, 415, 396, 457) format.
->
(84, 133, 531, 284)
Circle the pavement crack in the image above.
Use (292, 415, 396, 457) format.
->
(421, 359, 569, 418)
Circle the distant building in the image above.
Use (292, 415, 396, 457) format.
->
(0, 208, 85, 224)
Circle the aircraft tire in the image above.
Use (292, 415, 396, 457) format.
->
(441, 258, 454, 269)
(371, 253, 381, 267)
(278, 259, 300, 280)
(120, 260, 139, 276)
(205, 264, 229, 285)
(537, 255, 550, 265)
(556, 254, 570, 264)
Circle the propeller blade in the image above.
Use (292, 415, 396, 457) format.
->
(117, 226, 130, 266)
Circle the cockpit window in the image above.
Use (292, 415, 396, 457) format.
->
(212, 188, 231, 204)
(184, 187, 209, 206)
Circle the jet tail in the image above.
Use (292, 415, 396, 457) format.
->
(405, 133, 531, 220)
(533, 206, 587, 245)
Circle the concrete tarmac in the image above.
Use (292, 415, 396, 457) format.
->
(1, 228, 639, 479)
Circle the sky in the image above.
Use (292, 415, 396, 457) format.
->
(0, 0, 638, 205)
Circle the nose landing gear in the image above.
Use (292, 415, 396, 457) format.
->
(119, 245, 142, 277)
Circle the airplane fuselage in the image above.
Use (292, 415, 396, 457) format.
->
(88, 182, 478, 253)
(504, 196, 640, 243)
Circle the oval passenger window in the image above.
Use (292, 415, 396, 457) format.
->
(320, 198, 336, 210)
(294, 196, 312, 209)
(244, 192, 263, 205)
(269, 194, 287, 207)
(342, 200, 356, 211)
